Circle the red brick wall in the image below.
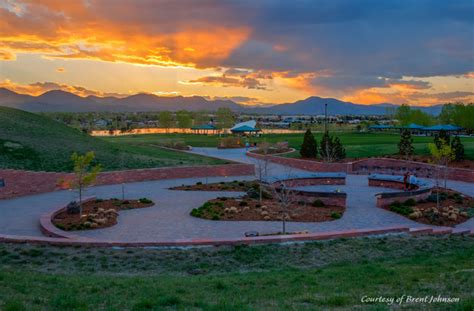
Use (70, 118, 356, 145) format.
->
(248, 152, 474, 183)
(293, 192, 346, 208)
(352, 158, 474, 182)
(368, 179, 416, 190)
(275, 178, 345, 188)
(376, 191, 432, 208)
(247, 152, 349, 172)
(0, 164, 255, 200)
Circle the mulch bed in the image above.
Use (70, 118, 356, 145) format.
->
(53, 198, 154, 231)
(191, 196, 345, 222)
(171, 180, 258, 192)
(381, 188, 474, 227)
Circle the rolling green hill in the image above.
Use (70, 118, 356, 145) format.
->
(0, 106, 225, 172)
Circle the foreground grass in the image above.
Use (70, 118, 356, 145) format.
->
(103, 132, 474, 160)
(0, 107, 225, 172)
(0, 235, 472, 310)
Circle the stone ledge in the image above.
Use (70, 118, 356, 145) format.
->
(1, 226, 414, 247)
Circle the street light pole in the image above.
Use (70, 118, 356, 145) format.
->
(324, 103, 328, 133)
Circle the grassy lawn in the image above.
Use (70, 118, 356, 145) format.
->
(103, 132, 474, 160)
(0, 107, 226, 172)
(0, 235, 473, 310)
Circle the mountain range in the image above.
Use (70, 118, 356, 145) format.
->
(0, 87, 444, 115)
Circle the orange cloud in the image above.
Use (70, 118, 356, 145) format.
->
(0, 1, 250, 69)
(56, 67, 65, 72)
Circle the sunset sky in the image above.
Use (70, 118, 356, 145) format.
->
(0, 0, 473, 106)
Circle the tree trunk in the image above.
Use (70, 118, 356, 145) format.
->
(436, 166, 440, 210)
(79, 183, 83, 216)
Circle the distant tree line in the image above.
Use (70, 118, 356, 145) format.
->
(41, 108, 235, 132)
(394, 103, 473, 132)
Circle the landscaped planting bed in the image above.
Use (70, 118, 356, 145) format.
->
(53, 198, 154, 231)
(191, 196, 344, 222)
(382, 188, 474, 226)
(171, 180, 258, 192)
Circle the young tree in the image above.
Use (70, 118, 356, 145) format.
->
(193, 110, 210, 126)
(216, 107, 235, 129)
(333, 136, 346, 161)
(398, 130, 414, 160)
(70, 152, 102, 215)
(254, 142, 271, 202)
(176, 110, 192, 128)
(320, 131, 336, 162)
(434, 129, 450, 149)
(300, 129, 318, 158)
(395, 104, 412, 126)
(271, 180, 295, 234)
(428, 139, 454, 208)
(450, 136, 465, 162)
(158, 111, 173, 129)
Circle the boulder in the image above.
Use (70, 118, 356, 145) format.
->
(448, 213, 457, 221)
(263, 216, 271, 221)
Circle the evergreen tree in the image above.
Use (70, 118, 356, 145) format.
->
(319, 131, 334, 162)
(450, 136, 465, 162)
(333, 136, 346, 161)
(300, 129, 318, 158)
(434, 129, 450, 149)
(398, 130, 414, 159)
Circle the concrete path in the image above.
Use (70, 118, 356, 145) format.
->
(0, 147, 472, 242)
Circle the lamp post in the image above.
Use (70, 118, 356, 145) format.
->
(324, 103, 328, 133)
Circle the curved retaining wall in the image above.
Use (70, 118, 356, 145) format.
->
(39, 197, 97, 239)
(291, 190, 347, 208)
(0, 163, 254, 200)
(368, 174, 433, 207)
(263, 174, 347, 207)
(247, 151, 348, 172)
(247, 152, 474, 182)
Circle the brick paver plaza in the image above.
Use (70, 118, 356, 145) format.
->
(0, 148, 472, 243)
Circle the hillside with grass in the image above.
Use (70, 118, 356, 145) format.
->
(0, 107, 225, 172)
(0, 235, 472, 310)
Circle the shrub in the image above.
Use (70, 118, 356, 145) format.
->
(139, 198, 152, 204)
(451, 136, 465, 162)
(389, 202, 414, 216)
(330, 212, 341, 219)
(94, 199, 103, 203)
(404, 198, 417, 206)
(300, 129, 318, 158)
(196, 181, 202, 185)
(211, 215, 220, 220)
(239, 201, 248, 206)
(312, 199, 325, 207)
(333, 137, 346, 160)
(398, 130, 414, 159)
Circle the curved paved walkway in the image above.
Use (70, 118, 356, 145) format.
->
(0, 147, 472, 243)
